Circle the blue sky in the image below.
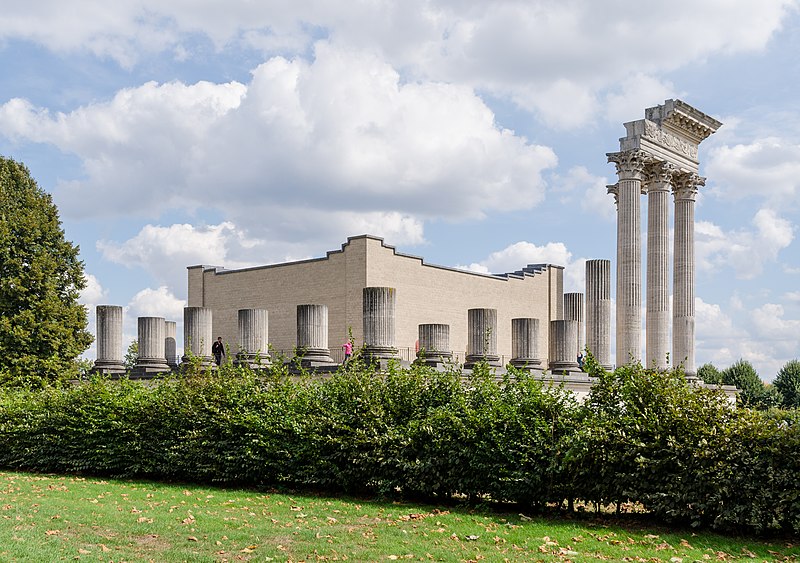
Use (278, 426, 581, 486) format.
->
(1, 1, 798, 380)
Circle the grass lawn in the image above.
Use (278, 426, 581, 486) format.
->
(0, 471, 796, 562)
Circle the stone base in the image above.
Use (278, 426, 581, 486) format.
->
(548, 361, 581, 375)
(235, 352, 272, 369)
(288, 360, 339, 375)
(131, 359, 171, 379)
(91, 360, 127, 376)
(180, 355, 215, 370)
(535, 372, 595, 402)
(509, 358, 542, 370)
(415, 351, 452, 365)
(464, 354, 501, 369)
(363, 346, 400, 361)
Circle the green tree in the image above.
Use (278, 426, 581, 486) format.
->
(124, 339, 138, 371)
(697, 362, 723, 385)
(0, 157, 92, 386)
(774, 359, 800, 408)
(722, 359, 765, 409)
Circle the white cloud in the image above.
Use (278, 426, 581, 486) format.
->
(604, 74, 679, 125)
(79, 273, 108, 307)
(0, 44, 557, 250)
(706, 138, 800, 205)
(127, 286, 186, 321)
(97, 222, 265, 297)
(696, 209, 794, 279)
(461, 241, 572, 274)
(0, 1, 794, 126)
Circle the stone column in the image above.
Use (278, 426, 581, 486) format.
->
(645, 162, 674, 370)
(564, 292, 585, 358)
(510, 317, 541, 369)
(363, 287, 399, 361)
(548, 320, 579, 374)
(164, 320, 178, 370)
(464, 308, 500, 368)
(673, 173, 703, 376)
(585, 259, 612, 369)
(296, 304, 334, 364)
(93, 305, 126, 375)
(417, 323, 452, 365)
(236, 308, 271, 368)
(182, 306, 214, 367)
(608, 150, 646, 367)
(132, 317, 170, 377)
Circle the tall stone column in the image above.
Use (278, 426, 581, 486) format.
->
(182, 306, 214, 367)
(132, 317, 170, 377)
(585, 259, 612, 369)
(236, 308, 271, 368)
(608, 150, 646, 367)
(564, 293, 585, 358)
(93, 305, 126, 375)
(164, 320, 178, 370)
(549, 320, 579, 374)
(417, 324, 452, 365)
(510, 317, 541, 369)
(645, 162, 674, 370)
(363, 287, 399, 361)
(296, 304, 334, 365)
(465, 308, 500, 368)
(673, 173, 703, 376)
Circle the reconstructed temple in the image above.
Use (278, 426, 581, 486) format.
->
(607, 99, 721, 375)
(91, 99, 731, 396)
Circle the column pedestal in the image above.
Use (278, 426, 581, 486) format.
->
(510, 317, 542, 370)
(92, 305, 126, 375)
(236, 308, 271, 368)
(132, 317, 170, 378)
(464, 308, 500, 368)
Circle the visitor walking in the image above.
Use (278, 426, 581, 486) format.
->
(212, 336, 225, 366)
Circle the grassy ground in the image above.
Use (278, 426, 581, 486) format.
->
(0, 471, 796, 562)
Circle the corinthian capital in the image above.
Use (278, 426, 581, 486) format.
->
(672, 172, 706, 201)
(607, 150, 648, 181)
(644, 161, 677, 193)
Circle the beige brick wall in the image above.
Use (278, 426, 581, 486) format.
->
(187, 235, 563, 364)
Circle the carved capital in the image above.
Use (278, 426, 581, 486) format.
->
(643, 161, 677, 193)
(672, 172, 705, 201)
(606, 183, 618, 206)
(607, 150, 648, 181)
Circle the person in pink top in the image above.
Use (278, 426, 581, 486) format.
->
(342, 340, 353, 363)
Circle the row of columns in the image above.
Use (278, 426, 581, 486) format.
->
(608, 151, 702, 373)
(95, 276, 614, 376)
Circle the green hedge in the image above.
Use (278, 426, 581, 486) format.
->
(0, 359, 798, 536)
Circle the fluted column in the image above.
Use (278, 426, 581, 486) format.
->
(417, 324, 452, 365)
(608, 150, 646, 366)
(585, 259, 612, 369)
(510, 317, 541, 369)
(296, 304, 333, 364)
(564, 293, 585, 359)
(93, 305, 126, 375)
(465, 308, 500, 368)
(164, 320, 178, 370)
(236, 308, 271, 367)
(549, 320, 579, 374)
(645, 162, 674, 370)
(363, 287, 399, 360)
(182, 306, 213, 367)
(673, 173, 703, 376)
(132, 317, 170, 377)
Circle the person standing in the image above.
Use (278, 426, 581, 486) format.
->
(212, 336, 225, 366)
(342, 339, 353, 363)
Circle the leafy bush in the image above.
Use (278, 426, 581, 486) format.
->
(0, 360, 798, 536)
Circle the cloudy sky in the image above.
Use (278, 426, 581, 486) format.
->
(1, 0, 798, 380)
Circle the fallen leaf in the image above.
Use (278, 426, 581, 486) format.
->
(45, 530, 60, 536)
(187, 536, 198, 542)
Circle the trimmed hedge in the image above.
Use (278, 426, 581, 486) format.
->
(0, 358, 798, 536)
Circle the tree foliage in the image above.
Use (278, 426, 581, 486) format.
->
(0, 157, 92, 386)
(722, 359, 766, 408)
(697, 362, 723, 385)
(774, 359, 800, 408)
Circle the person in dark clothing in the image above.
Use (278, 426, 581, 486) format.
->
(212, 336, 225, 365)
